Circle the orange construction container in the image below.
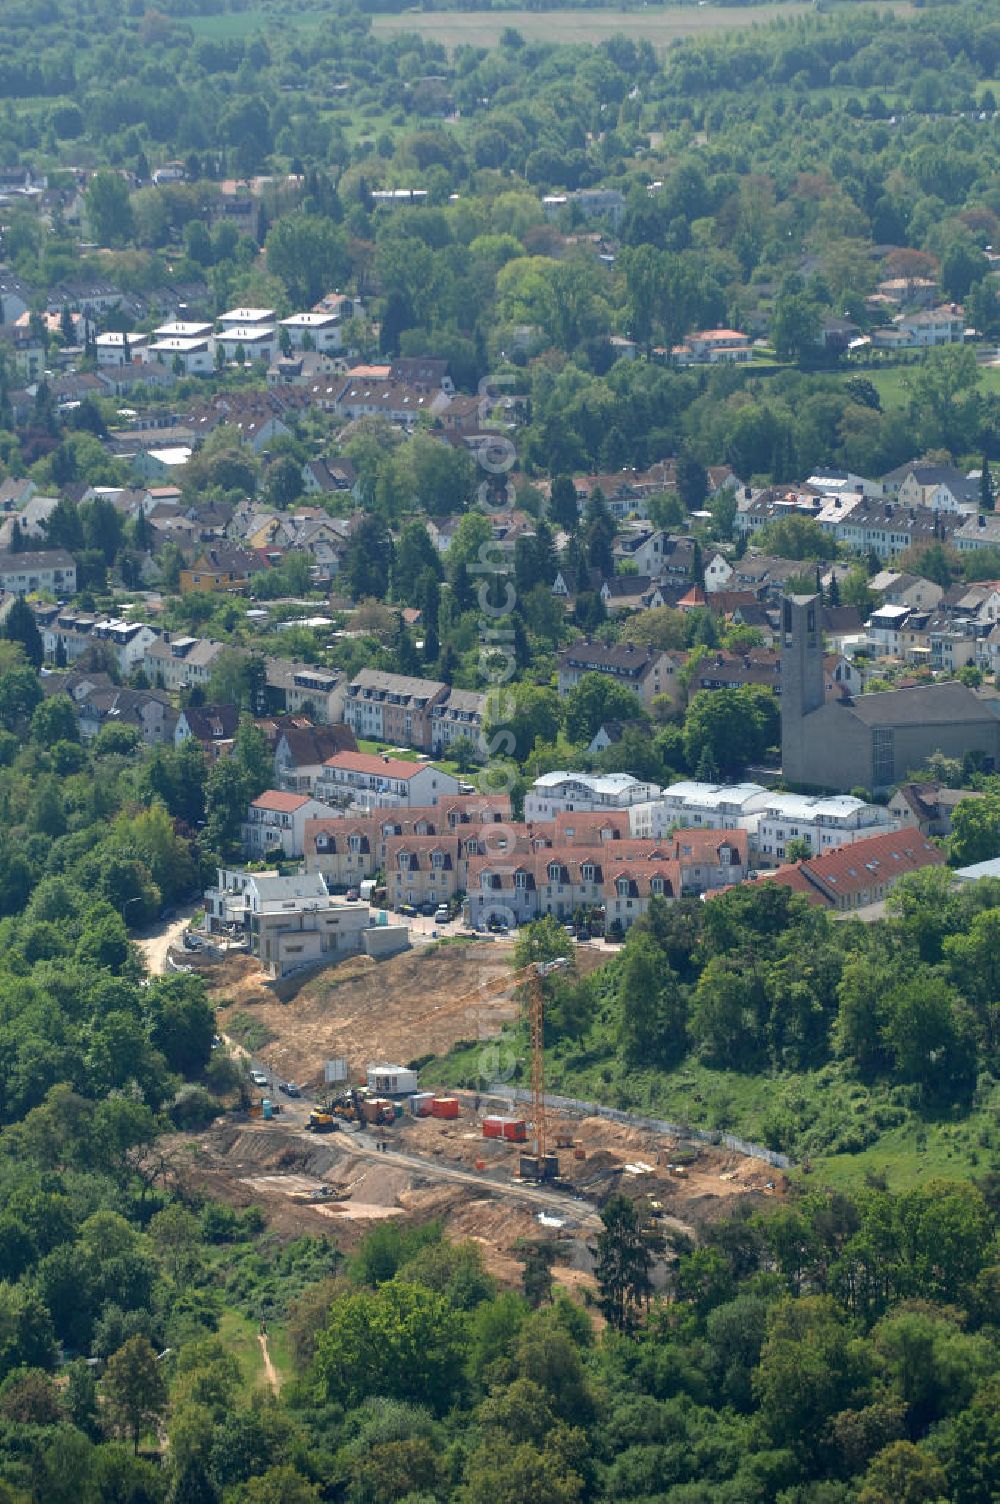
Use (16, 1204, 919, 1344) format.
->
(482, 1117, 504, 1139)
(431, 1097, 460, 1120)
(502, 1119, 527, 1143)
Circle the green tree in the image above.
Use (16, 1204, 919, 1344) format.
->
(562, 672, 646, 745)
(103, 1337, 167, 1453)
(617, 931, 688, 1067)
(590, 1193, 657, 1335)
(265, 214, 349, 306)
(85, 171, 135, 246)
(950, 791, 1000, 867)
(2, 598, 43, 668)
(755, 1295, 870, 1462)
(30, 693, 78, 746)
(313, 1281, 465, 1414)
(858, 1441, 948, 1504)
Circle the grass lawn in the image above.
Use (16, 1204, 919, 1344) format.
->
(216, 1308, 291, 1394)
(372, 0, 910, 52)
(866, 360, 1000, 410)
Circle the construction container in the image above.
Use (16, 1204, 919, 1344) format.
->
(261, 1099, 273, 1121)
(409, 1092, 435, 1117)
(502, 1119, 527, 1143)
(482, 1116, 504, 1139)
(431, 1097, 460, 1120)
(367, 1065, 419, 1097)
(393, 1101, 404, 1120)
(360, 1097, 394, 1126)
(475, 1159, 486, 1171)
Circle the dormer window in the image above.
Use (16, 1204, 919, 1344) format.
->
(514, 870, 528, 889)
(547, 862, 562, 883)
(651, 876, 664, 895)
(582, 863, 596, 883)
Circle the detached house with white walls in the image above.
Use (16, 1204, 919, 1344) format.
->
(240, 791, 337, 860)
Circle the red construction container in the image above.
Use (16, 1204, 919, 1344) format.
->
(482, 1116, 504, 1139)
(431, 1097, 460, 1120)
(502, 1119, 527, 1143)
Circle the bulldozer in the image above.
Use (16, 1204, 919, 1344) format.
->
(306, 1108, 336, 1133)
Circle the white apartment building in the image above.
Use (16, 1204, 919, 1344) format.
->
(630, 781, 769, 839)
(215, 325, 278, 364)
(752, 793, 899, 865)
(279, 311, 343, 352)
(523, 771, 661, 822)
(0, 549, 77, 596)
(630, 780, 898, 865)
(94, 331, 150, 366)
(148, 336, 214, 374)
(42, 611, 158, 675)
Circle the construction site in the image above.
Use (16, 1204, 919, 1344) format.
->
(168, 937, 788, 1299)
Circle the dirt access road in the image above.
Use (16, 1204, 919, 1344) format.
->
(135, 908, 198, 976)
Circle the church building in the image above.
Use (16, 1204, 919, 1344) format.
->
(780, 594, 1000, 793)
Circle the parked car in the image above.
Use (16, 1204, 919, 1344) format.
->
(281, 1081, 302, 1098)
(419, 902, 436, 917)
(250, 1070, 269, 1088)
(345, 888, 359, 901)
(434, 905, 450, 924)
(182, 931, 203, 951)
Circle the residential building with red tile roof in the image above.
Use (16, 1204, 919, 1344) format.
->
(747, 827, 944, 911)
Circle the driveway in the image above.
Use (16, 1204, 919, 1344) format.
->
(135, 907, 199, 976)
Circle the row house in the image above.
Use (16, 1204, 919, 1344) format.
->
(329, 376, 449, 426)
(264, 658, 345, 725)
(953, 514, 1000, 553)
(241, 791, 337, 860)
(831, 501, 956, 561)
(556, 640, 678, 709)
(143, 634, 229, 692)
(467, 845, 684, 932)
(386, 833, 472, 910)
(0, 548, 76, 596)
(342, 669, 448, 751)
(751, 828, 945, 912)
(430, 687, 486, 755)
(76, 685, 176, 745)
(314, 751, 460, 812)
(302, 794, 512, 887)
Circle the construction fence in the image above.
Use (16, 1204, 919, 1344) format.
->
(501, 1087, 794, 1171)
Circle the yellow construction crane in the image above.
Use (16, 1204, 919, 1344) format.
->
(406, 955, 570, 1179)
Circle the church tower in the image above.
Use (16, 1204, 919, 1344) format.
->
(781, 594, 825, 784)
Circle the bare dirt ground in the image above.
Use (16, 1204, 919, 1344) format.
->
(181, 945, 784, 1299)
(209, 942, 608, 1092)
